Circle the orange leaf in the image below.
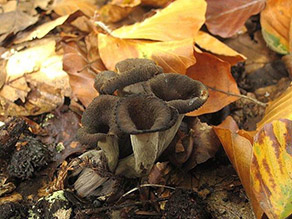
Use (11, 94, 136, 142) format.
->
(111, 0, 206, 41)
(186, 51, 240, 116)
(195, 31, 246, 66)
(257, 84, 292, 131)
(213, 116, 264, 218)
(98, 33, 195, 73)
(62, 41, 99, 107)
(260, 0, 292, 54)
(99, 0, 141, 23)
(52, 0, 98, 17)
(206, 0, 265, 38)
(251, 119, 292, 218)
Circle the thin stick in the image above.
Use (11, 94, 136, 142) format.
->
(121, 183, 176, 200)
(207, 86, 267, 107)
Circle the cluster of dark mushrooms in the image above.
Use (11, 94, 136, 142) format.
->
(74, 58, 208, 197)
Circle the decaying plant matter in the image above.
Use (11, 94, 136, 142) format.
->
(76, 58, 208, 190)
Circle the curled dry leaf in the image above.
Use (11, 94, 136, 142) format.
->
(111, 0, 206, 41)
(186, 51, 240, 116)
(251, 119, 292, 219)
(141, 0, 170, 7)
(62, 41, 100, 107)
(261, 0, 292, 54)
(14, 15, 70, 44)
(52, 0, 98, 17)
(257, 84, 292, 131)
(213, 116, 264, 218)
(195, 31, 246, 66)
(98, 0, 141, 23)
(98, 34, 195, 73)
(0, 38, 71, 116)
(206, 0, 265, 38)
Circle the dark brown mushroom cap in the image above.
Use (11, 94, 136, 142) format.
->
(114, 94, 178, 134)
(148, 73, 208, 114)
(77, 95, 119, 147)
(99, 58, 163, 94)
(94, 71, 117, 93)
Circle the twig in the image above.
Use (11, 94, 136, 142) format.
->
(120, 183, 176, 200)
(207, 86, 267, 107)
(81, 197, 169, 215)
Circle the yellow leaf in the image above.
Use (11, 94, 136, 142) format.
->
(98, 33, 195, 73)
(52, 0, 98, 17)
(251, 119, 292, 219)
(195, 31, 246, 65)
(257, 84, 292, 131)
(111, 0, 206, 41)
(260, 0, 292, 54)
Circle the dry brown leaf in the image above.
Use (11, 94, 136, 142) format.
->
(52, 0, 98, 17)
(186, 51, 240, 116)
(141, 0, 170, 7)
(111, 0, 206, 41)
(261, 0, 292, 54)
(98, 0, 141, 23)
(0, 10, 38, 43)
(213, 116, 264, 218)
(224, 31, 279, 74)
(195, 31, 246, 66)
(206, 0, 265, 38)
(14, 15, 70, 44)
(62, 41, 99, 107)
(98, 33, 195, 73)
(0, 38, 71, 116)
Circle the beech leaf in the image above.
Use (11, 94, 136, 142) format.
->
(111, 0, 206, 41)
(206, 0, 265, 38)
(52, 0, 98, 17)
(186, 51, 240, 116)
(261, 0, 292, 54)
(98, 33, 195, 74)
(251, 119, 292, 219)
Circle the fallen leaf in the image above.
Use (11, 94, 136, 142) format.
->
(206, 0, 265, 38)
(52, 0, 98, 17)
(186, 51, 240, 116)
(98, 0, 141, 23)
(0, 10, 38, 43)
(0, 38, 71, 116)
(62, 41, 99, 107)
(195, 31, 246, 66)
(98, 33, 195, 73)
(257, 84, 292, 131)
(141, 0, 170, 7)
(111, 0, 206, 41)
(251, 119, 292, 219)
(14, 15, 70, 44)
(213, 116, 264, 218)
(261, 0, 292, 54)
(224, 31, 279, 74)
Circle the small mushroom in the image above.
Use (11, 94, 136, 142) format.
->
(76, 95, 120, 171)
(113, 94, 181, 177)
(147, 73, 208, 114)
(98, 58, 163, 94)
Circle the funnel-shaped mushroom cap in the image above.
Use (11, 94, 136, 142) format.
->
(149, 73, 208, 114)
(114, 95, 178, 134)
(94, 71, 117, 93)
(99, 58, 163, 94)
(77, 95, 119, 147)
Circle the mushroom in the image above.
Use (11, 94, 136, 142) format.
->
(147, 73, 209, 113)
(113, 94, 181, 177)
(97, 58, 163, 95)
(76, 95, 120, 172)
